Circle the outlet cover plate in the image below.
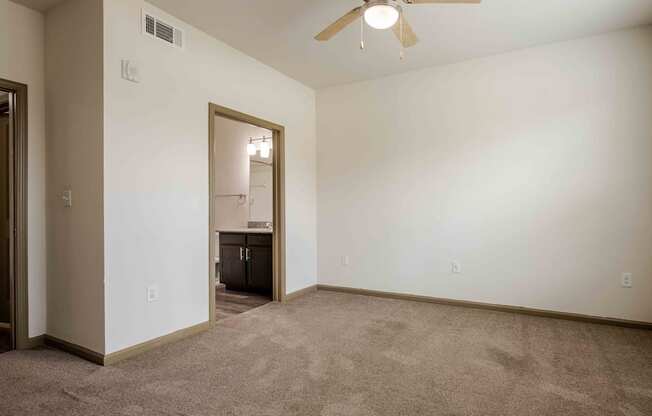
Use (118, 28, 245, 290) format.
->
(621, 273, 632, 288)
(147, 285, 159, 302)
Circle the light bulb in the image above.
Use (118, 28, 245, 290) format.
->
(259, 140, 270, 158)
(364, 4, 399, 30)
(247, 139, 257, 156)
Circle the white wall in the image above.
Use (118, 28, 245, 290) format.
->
(46, 0, 105, 353)
(213, 116, 269, 230)
(103, 0, 317, 353)
(0, 0, 47, 338)
(317, 27, 652, 322)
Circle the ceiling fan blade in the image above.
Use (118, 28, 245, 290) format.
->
(392, 14, 418, 48)
(315, 7, 363, 41)
(403, 0, 481, 4)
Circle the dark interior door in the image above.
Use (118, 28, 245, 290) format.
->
(219, 245, 247, 291)
(0, 95, 9, 326)
(0, 90, 11, 353)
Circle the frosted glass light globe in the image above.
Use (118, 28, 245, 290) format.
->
(364, 4, 399, 30)
(259, 140, 271, 158)
(247, 140, 257, 156)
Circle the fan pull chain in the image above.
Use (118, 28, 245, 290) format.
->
(360, 16, 365, 50)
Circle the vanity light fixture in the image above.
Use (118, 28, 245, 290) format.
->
(247, 138, 257, 156)
(259, 139, 271, 159)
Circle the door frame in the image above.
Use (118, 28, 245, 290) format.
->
(208, 103, 286, 323)
(0, 78, 28, 349)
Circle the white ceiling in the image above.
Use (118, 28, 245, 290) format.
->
(12, 0, 652, 88)
(148, 0, 652, 88)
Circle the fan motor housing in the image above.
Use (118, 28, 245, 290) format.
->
(363, 0, 401, 12)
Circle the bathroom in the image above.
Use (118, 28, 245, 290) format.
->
(213, 114, 274, 319)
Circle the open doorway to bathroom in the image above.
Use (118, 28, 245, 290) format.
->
(208, 104, 286, 322)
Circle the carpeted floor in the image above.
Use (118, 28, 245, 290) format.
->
(1, 290, 651, 416)
(215, 286, 271, 321)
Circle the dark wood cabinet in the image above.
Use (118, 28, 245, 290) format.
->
(219, 245, 247, 292)
(219, 232, 272, 296)
(247, 245, 273, 293)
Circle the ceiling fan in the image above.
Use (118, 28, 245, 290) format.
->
(315, 0, 481, 49)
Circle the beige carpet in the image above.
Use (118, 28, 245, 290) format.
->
(1, 290, 651, 416)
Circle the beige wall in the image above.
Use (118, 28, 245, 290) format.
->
(0, 0, 47, 338)
(45, 0, 105, 353)
(103, 0, 317, 354)
(213, 116, 269, 230)
(317, 26, 652, 322)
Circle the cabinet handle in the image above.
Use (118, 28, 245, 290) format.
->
(240, 247, 244, 261)
(246, 248, 251, 261)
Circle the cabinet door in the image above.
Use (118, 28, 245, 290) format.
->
(220, 245, 246, 291)
(246, 245, 273, 295)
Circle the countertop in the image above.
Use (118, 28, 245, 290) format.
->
(216, 228, 273, 234)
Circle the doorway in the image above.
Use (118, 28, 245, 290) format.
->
(208, 103, 286, 323)
(0, 90, 10, 353)
(0, 78, 28, 352)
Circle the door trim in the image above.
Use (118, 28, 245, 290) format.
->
(208, 103, 286, 323)
(0, 78, 28, 349)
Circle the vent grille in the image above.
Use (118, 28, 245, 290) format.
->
(173, 28, 183, 48)
(155, 20, 174, 44)
(143, 12, 183, 49)
(145, 14, 155, 36)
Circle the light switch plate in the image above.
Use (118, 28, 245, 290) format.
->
(121, 60, 140, 83)
(62, 190, 72, 208)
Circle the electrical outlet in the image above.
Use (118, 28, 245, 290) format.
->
(147, 285, 159, 302)
(452, 261, 461, 274)
(342, 256, 350, 266)
(621, 273, 632, 288)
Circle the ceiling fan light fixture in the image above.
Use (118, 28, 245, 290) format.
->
(364, 3, 399, 30)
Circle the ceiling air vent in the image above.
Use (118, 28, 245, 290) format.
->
(143, 12, 183, 49)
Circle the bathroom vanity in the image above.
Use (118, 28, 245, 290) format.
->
(218, 229, 272, 295)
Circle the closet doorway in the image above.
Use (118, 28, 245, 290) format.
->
(0, 78, 28, 353)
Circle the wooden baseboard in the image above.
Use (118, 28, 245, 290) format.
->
(284, 284, 317, 302)
(45, 335, 105, 365)
(44, 322, 210, 366)
(104, 321, 210, 366)
(317, 284, 652, 330)
(24, 334, 45, 349)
